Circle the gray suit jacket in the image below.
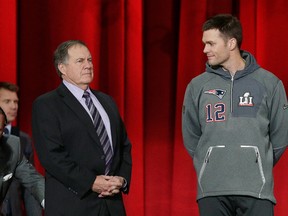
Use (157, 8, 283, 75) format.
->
(0, 135, 44, 205)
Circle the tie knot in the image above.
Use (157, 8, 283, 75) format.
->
(83, 91, 90, 99)
(3, 127, 9, 135)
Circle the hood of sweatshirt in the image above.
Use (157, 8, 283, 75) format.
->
(205, 50, 260, 80)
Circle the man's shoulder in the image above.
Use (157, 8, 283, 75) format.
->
(187, 72, 217, 90)
(91, 89, 115, 104)
(91, 89, 109, 97)
(33, 85, 65, 108)
(35, 87, 59, 101)
(6, 134, 20, 143)
(190, 71, 215, 81)
(5, 134, 21, 149)
(252, 68, 281, 88)
(19, 130, 31, 139)
(254, 67, 279, 78)
(11, 127, 31, 139)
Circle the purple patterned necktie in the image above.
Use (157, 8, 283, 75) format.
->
(83, 91, 113, 175)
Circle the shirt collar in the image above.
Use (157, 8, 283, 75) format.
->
(62, 80, 91, 101)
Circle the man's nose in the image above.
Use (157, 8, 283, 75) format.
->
(10, 102, 18, 109)
(203, 45, 208, 53)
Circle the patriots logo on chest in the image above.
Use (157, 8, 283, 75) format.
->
(204, 89, 226, 100)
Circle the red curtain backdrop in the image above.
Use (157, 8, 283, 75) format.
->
(0, 0, 17, 83)
(1, 0, 288, 215)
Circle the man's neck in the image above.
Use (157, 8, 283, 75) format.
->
(222, 56, 246, 76)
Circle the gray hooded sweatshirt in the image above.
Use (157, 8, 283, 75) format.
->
(182, 51, 288, 204)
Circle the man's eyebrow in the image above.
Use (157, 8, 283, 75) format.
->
(203, 41, 213, 45)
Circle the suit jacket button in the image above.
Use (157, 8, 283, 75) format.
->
(101, 155, 105, 160)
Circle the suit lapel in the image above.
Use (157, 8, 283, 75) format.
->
(56, 84, 104, 151)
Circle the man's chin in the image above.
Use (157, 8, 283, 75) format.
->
(82, 77, 93, 84)
(7, 117, 16, 123)
(208, 60, 221, 67)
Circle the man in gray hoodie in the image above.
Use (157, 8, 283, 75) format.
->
(182, 14, 288, 216)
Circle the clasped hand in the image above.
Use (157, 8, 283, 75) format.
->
(92, 175, 124, 197)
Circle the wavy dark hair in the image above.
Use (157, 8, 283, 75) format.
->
(202, 14, 243, 49)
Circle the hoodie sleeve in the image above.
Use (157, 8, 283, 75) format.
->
(269, 80, 288, 165)
(182, 82, 202, 158)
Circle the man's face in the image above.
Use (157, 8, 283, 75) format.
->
(59, 44, 94, 90)
(202, 29, 231, 67)
(0, 88, 19, 123)
(0, 113, 6, 138)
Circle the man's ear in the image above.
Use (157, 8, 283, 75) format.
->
(58, 63, 66, 75)
(228, 38, 237, 50)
